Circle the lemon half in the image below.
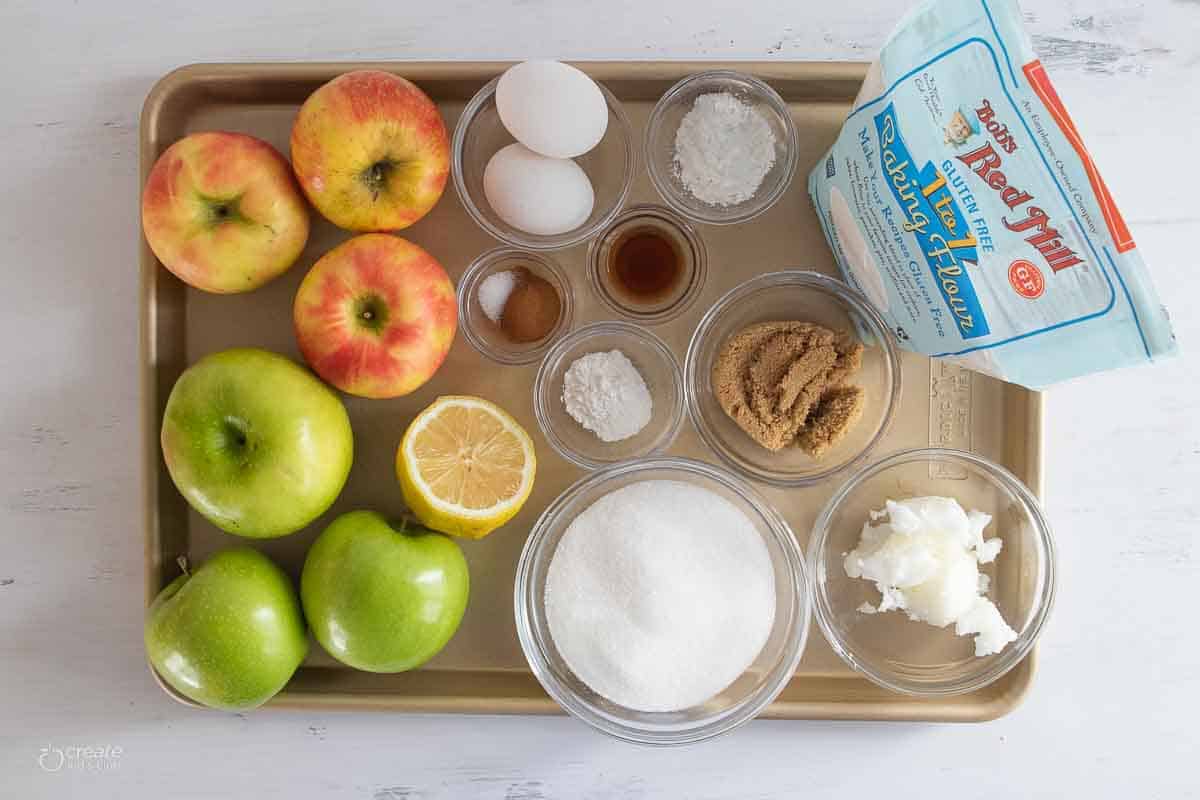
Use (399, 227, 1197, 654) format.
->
(398, 396, 536, 539)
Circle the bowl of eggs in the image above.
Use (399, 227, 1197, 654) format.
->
(452, 61, 636, 251)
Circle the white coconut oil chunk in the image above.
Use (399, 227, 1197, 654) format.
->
(843, 496, 1017, 657)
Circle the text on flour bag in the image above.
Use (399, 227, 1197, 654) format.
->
(807, 0, 1176, 388)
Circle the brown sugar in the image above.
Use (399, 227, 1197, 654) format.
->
(795, 385, 866, 458)
(712, 321, 866, 456)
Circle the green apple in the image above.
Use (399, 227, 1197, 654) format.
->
(145, 547, 308, 710)
(161, 347, 353, 539)
(301, 510, 469, 672)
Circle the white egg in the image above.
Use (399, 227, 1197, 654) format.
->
(496, 60, 609, 159)
(483, 143, 595, 236)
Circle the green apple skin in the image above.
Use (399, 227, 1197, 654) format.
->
(301, 510, 470, 673)
(145, 547, 308, 711)
(161, 348, 354, 539)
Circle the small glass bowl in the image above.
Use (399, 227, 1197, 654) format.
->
(808, 448, 1056, 696)
(452, 73, 635, 250)
(586, 204, 707, 325)
(515, 456, 811, 744)
(644, 70, 799, 225)
(457, 248, 574, 365)
(534, 322, 684, 470)
(684, 271, 901, 488)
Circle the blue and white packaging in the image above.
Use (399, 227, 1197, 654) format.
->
(808, 0, 1176, 388)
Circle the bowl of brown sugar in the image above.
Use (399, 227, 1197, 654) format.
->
(684, 271, 902, 487)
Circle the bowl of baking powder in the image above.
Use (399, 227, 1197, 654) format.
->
(644, 70, 799, 225)
(533, 321, 684, 469)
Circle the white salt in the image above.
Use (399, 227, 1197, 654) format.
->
(477, 270, 517, 322)
(544, 480, 775, 712)
(844, 496, 1017, 657)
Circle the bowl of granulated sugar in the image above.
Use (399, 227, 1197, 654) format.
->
(644, 70, 799, 225)
(514, 456, 810, 745)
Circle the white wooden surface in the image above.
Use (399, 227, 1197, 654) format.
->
(1, 1, 1197, 797)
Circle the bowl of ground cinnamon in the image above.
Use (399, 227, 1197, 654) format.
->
(684, 271, 901, 487)
(459, 248, 574, 365)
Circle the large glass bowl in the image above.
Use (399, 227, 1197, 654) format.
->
(514, 457, 810, 744)
(808, 448, 1056, 696)
(684, 270, 901, 488)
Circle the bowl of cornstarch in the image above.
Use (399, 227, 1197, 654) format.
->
(533, 321, 685, 469)
(644, 70, 799, 225)
(514, 456, 810, 744)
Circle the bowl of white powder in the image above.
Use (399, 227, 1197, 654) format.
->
(515, 457, 810, 744)
(644, 70, 799, 225)
(534, 321, 684, 470)
(808, 448, 1056, 696)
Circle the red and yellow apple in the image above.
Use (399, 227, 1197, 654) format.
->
(293, 234, 456, 399)
(290, 71, 450, 232)
(141, 131, 309, 293)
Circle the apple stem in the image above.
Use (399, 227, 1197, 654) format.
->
(176, 555, 190, 577)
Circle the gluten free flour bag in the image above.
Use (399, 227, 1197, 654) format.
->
(808, 0, 1176, 388)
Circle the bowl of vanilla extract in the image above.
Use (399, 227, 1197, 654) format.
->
(587, 204, 707, 325)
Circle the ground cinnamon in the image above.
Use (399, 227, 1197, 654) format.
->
(499, 267, 561, 344)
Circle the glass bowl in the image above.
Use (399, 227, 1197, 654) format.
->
(808, 448, 1056, 696)
(457, 248, 574, 365)
(534, 322, 684, 470)
(586, 203, 707, 325)
(684, 270, 901, 488)
(644, 70, 799, 225)
(514, 456, 810, 744)
(452, 73, 634, 250)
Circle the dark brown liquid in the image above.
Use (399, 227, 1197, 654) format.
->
(607, 228, 682, 302)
